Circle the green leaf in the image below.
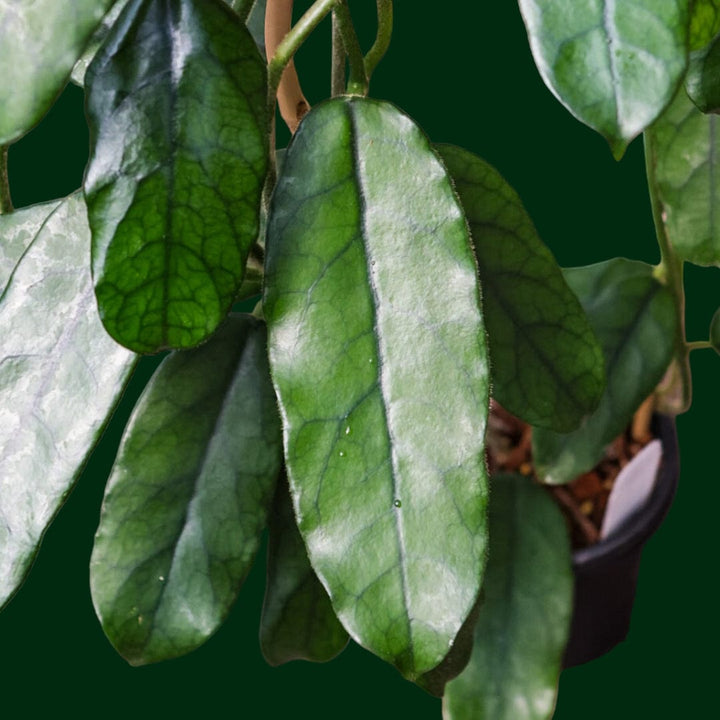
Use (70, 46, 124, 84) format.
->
(438, 144, 604, 432)
(246, 0, 267, 57)
(0, 0, 113, 144)
(689, 0, 720, 50)
(264, 97, 490, 679)
(228, 0, 254, 21)
(71, 1, 130, 87)
(91, 314, 281, 665)
(710, 307, 720, 354)
(260, 477, 349, 666)
(686, 32, 720, 113)
(443, 474, 573, 720)
(518, 0, 690, 158)
(0, 194, 136, 610)
(71, 0, 262, 86)
(646, 88, 720, 266)
(533, 259, 676, 484)
(0, 199, 61, 291)
(85, 0, 268, 353)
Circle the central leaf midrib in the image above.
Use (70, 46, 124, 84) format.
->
(160, 0, 182, 347)
(602, 0, 622, 131)
(345, 101, 414, 664)
(140, 327, 253, 649)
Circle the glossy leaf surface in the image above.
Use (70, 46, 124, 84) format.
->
(443, 475, 573, 720)
(265, 97, 490, 679)
(533, 259, 676, 484)
(518, 0, 690, 157)
(85, 0, 268, 353)
(0, 194, 136, 610)
(0, 0, 112, 143)
(71, 0, 260, 85)
(71, 1, 130, 87)
(646, 89, 720, 266)
(0, 200, 60, 290)
(260, 478, 349, 666)
(686, 33, 720, 113)
(91, 315, 281, 665)
(690, 0, 720, 49)
(438, 144, 604, 432)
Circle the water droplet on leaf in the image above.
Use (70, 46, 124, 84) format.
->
(393, 499, 402, 508)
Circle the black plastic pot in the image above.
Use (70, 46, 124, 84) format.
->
(562, 414, 679, 668)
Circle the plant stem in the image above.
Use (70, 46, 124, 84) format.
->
(333, 1, 368, 95)
(0, 145, 12, 215)
(687, 340, 713, 351)
(266, 0, 317, 134)
(267, 0, 338, 100)
(364, 0, 393, 81)
(645, 133, 691, 414)
(331, 11, 346, 96)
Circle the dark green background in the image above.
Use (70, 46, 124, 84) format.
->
(2, 3, 717, 717)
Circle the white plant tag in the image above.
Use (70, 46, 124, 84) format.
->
(600, 440, 663, 540)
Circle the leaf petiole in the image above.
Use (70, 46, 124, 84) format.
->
(267, 0, 339, 100)
(364, 0, 393, 81)
(333, 1, 368, 95)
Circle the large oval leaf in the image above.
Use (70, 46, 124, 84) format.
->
(518, 0, 690, 158)
(533, 259, 676, 484)
(90, 314, 281, 665)
(646, 88, 720, 266)
(0, 0, 112, 144)
(264, 97, 490, 679)
(0, 199, 60, 290)
(443, 474, 573, 720)
(0, 194, 136, 610)
(85, 0, 268, 353)
(437, 144, 604, 432)
(260, 477, 349, 666)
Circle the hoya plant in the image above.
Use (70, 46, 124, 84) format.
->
(0, 0, 718, 717)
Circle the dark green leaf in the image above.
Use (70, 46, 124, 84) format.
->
(264, 97, 490, 679)
(71, 0, 260, 85)
(518, 0, 690, 158)
(533, 259, 676, 484)
(689, 0, 720, 50)
(85, 0, 268, 353)
(0, 0, 113, 143)
(0, 199, 61, 291)
(246, 0, 267, 57)
(438, 144, 604, 432)
(710, 307, 720, 354)
(0, 194, 136, 610)
(229, 0, 254, 22)
(686, 32, 720, 113)
(443, 474, 573, 720)
(646, 88, 720, 266)
(91, 314, 281, 665)
(260, 477, 349, 666)
(71, 1, 130, 87)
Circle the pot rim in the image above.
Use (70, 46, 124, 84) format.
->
(571, 413, 679, 568)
